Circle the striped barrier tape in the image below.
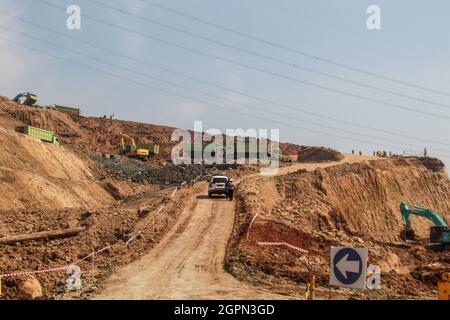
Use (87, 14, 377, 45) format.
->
(0, 177, 192, 286)
(257, 241, 308, 254)
(246, 213, 259, 241)
(126, 176, 190, 247)
(125, 231, 141, 246)
(126, 204, 166, 247)
(0, 244, 112, 279)
(0, 265, 69, 279)
(73, 245, 112, 265)
(171, 187, 179, 198)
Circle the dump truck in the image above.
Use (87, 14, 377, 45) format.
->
(137, 143, 160, 156)
(16, 126, 60, 145)
(12, 93, 81, 115)
(47, 104, 81, 116)
(183, 140, 272, 162)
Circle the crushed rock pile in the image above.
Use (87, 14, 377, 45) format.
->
(92, 154, 242, 186)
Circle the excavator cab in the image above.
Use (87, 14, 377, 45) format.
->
(12, 92, 38, 106)
(430, 226, 449, 243)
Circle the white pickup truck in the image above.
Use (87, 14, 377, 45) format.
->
(208, 175, 231, 198)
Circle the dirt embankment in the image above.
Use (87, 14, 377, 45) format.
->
(227, 157, 450, 299)
(0, 126, 116, 211)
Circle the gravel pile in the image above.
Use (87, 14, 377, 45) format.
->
(92, 154, 239, 186)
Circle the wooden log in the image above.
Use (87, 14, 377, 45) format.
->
(0, 227, 85, 245)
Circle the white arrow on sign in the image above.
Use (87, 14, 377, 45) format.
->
(336, 253, 360, 279)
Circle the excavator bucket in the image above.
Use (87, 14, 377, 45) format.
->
(400, 229, 415, 241)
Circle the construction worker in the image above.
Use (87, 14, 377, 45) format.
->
(226, 178, 235, 201)
(305, 274, 316, 300)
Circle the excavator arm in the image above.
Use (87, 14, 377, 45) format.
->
(12, 92, 38, 106)
(400, 203, 448, 228)
(119, 133, 137, 150)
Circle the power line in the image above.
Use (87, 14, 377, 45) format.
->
(34, 0, 450, 121)
(0, 35, 435, 156)
(1, 10, 449, 149)
(138, 0, 450, 98)
(85, 0, 450, 111)
(4, 25, 446, 154)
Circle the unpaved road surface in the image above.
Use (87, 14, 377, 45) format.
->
(95, 155, 372, 299)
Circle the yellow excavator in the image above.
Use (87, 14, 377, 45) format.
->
(119, 133, 150, 161)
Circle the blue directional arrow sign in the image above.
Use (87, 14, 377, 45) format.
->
(330, 247, 368, 289)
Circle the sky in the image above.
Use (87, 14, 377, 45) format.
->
(1, 0, 450, 168)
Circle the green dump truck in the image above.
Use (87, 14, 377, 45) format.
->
(47, 104, 81, 116)
(137, 144, 160, 155)
(16, 126, 60, 145)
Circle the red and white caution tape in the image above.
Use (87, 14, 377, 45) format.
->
(0, 177, 189, 279)
(126, 204, 166, 247)
(171, 187, 179, 198)
(0, 265, 69, 279)
(257, 241, 308, 254)
(73, 245, 111, 265)
(246, 213, 259, 241)
(0, 245, 112, 279)
(127, 177, 187, 247)
(125, 231, 141, 246)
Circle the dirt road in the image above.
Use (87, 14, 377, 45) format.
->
(95, 155, 373, 299)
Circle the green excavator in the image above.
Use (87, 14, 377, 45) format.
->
(12, 92, 38, 106)
(400, 203, 450, 245)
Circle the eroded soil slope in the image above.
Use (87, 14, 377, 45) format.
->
(0, 126, 115, 210)
(227, 157, 450, 299)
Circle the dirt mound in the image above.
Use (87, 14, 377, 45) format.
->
(227, 157, 450, 298)
(298, 146, 344, 163)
